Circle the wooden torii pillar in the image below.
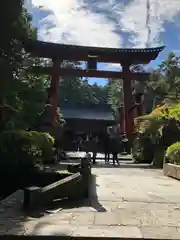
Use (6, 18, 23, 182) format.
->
(118, 105, 125, 135)
(121, 62, 134, 140)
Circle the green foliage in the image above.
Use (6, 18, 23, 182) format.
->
(60, 75, 109, 107)
(107, 79, 123, 111)
(132, 137, 144, 163)
(134, 103, 180, 167)
(167, 142, 180, 155)
(0, 0, 49, 131)
(132, 134, 154, 164)
(164, 104, 180, 121)
(166, 142, 180, 165)
(136, 104, 180, 138)
(56, 107, 66, 127)
(146, 52, 180, 110)
(0, 130, 55, 173)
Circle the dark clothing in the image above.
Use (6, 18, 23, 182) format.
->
(92, 137, 99, 164)
(110, 136, 119, 153)
(105, 152, 110, 163)
(109, 136, 120, 165)
(104, 134, 111, 163)
(112, 152, 119, 165)
(104, 135, 110, 151)
(84, 138, 90, 153)
(92, 152, 97, 164)
(122, 138, 129, 153)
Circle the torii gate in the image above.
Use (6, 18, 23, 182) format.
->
(25, 40, 164, 141)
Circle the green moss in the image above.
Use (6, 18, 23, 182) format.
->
(56, 170, 72, 174)
(166, 142, 180, 165)
(167, 142, 180, 154)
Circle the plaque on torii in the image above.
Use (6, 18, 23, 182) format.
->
(25, 40, 164, 140)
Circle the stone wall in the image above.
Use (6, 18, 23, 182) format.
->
(163, 163, 180, 180)
(23, 153, 92, 211)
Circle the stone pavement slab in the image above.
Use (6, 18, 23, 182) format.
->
(94, 212, 120, 226)
(72, 225, 142, 238)
(32, 223, 76, 236)
(140, 226, 180, 239)
(71, 212, 94, 225)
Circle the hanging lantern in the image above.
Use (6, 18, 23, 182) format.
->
(87, 56, 97, 70)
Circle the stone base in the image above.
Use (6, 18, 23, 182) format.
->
(163, 163, 180, 180)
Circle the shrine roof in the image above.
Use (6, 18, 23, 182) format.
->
(61, 108, 115, 121)
(25, 40, 165, 64)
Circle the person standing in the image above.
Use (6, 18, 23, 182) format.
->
(109, 133, 120, 166)
(104, 133, 110, 164)
(77, 135, 83, 151)
(84, 134, 90, 154)
(92, 136, 99, 164)
(121, 134, 129, 153)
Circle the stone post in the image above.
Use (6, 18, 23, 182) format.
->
(23, 186, 41, 211)
(81, 153, 91, 198)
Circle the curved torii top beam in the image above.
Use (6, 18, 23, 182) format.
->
(25, 40, 165, 65)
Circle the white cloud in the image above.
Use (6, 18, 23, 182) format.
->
(99, 63, 121, 71)
(29, 0, 122, 48)
(120, 0, 180, 47)
(27, 0, 180, 48)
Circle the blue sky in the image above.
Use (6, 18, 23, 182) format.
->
(25, 0, 180, 86)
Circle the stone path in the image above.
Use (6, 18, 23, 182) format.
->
(66, 151, 132, 160)
(1, 163, 180, 238)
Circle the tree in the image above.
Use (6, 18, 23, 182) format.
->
(107, 79, 123, 111)
(147, 53, 180, 106)
(59, 71, 110, 108)
(0, 1, 50, 130)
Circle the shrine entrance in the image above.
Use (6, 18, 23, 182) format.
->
(25, 40, 164, 142)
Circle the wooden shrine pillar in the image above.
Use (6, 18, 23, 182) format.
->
(121, 62, 134, 140)
(47, 59, 61, 126)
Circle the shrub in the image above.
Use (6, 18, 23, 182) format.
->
(132, 134, 153, 164)
(134, 104, 180, 166)
(134, 104, 167, 136)
(135, 104, 180, 137)
(166, 142, 180, 165)
(0, 130, 55, 174)
(132, 138, 144, 163)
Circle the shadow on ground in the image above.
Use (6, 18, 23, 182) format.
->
(0, 190, 30, 235)
(91, 162, 160, 169)
(89, 174, 106, 212)
(25, 198, 88, 219)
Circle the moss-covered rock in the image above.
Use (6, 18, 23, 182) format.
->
(166, 142, 180, 165)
